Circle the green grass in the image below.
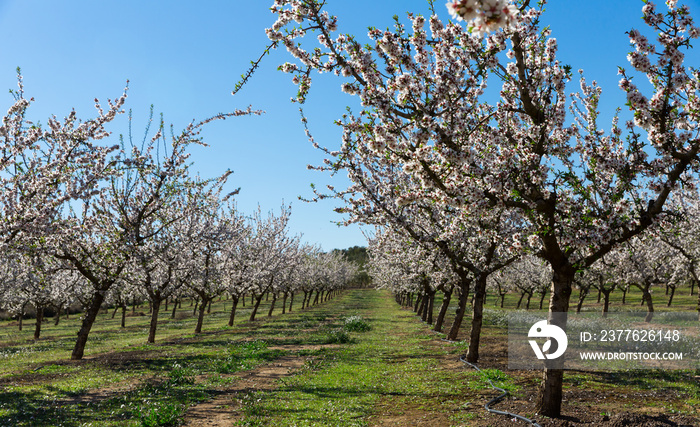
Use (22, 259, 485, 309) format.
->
(0, 293, 345, 426)
(233, 291, 480, 426)
(1, 288, 698, 426)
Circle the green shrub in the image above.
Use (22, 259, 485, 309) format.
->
(168, 363, 195, 386)
(139, 401, 185, 427)
(323, 328, 352, 344)
(343, 315, 371, 332)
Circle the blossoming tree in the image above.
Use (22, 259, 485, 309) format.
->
(263, 0, 700, 416)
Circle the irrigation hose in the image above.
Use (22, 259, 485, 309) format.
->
(417, 310, 540, 425)
(458, 354, 542, 427)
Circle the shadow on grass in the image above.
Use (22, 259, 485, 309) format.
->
(0, 389, 136, 427)
(599, 369, 700, 396)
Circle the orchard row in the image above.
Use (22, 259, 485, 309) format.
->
(0, 75, 357, 361)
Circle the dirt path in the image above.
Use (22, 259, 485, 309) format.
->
(182, 345, 323, 427)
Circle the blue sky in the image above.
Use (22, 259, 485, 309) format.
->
(1, 0, 698, 251)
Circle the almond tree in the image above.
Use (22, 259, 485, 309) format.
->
(133, 186, 230, 343)
(660, 186, 700, 316)
(578, 255, 619, 317)
(183, 192, 249, 334)
(278, 243, 320, 314)
(245, 205, 300, 322)
(0, 72, 126, 248)
(10, 253, 68, 340)
(264, 0, 700, 415)
(487, 268, 514, 309)
(53, 109, 248, 359)
(616, 236, 678, 322)
(221, 207, 254, 326)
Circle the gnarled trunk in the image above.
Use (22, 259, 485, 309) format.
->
(576, 288, 588, 313)
(72, 291, 107, 360)
(267, 293, 277, 317)
(147, 297, 162, 343)
(433, 288, 452, 333)
(535, 265, 574, 418)
(447, 272, 471, 341)
(667, 285, 676, 307)
(466, 274, 488, 363)
(228, 295, 240, 326)
(249, 293, 264, 322)
(643, 289, 654, 322)
(34, 305, 44, 340)
(195, 296, 211, 333)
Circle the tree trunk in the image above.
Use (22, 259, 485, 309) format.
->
(195, 297, 210, 333)
(426, 292, 435, 325)
(18, 303, 26, 331)
(72, 291, 106, 360)
(434, 288, 452, 333)
(282, 292, 288, 314)
(516, 292, 525, 309)
(171, 299, 178, 319)
(121, 304, 127, 328)
(54, 305, 62, 326)
(643, 288, 654, 322)
(147, 298, 162, 343)
(535, 265, 574, 418)
(267, 293, 277, 317)
(249, 294, 264, 322)
(576, 288, 588, 313)
(289, 292, 294, 312)
(228, 295, 240, 326)
(34, 305, 44, 340)
(302, 291, 308, 309)
(417, 293, 426, 318)
(602, 290, 611, 318)
(667, 286, 676, 307)
(466, 275, 488, 363)
(313, 290, 320, 305)
(111, 305, 119, 319)
(539, 290, 547, 310)
(525, 292, 532, 310)
(499, 293, 506, 308)
(447, 275, 471, 341)
(622, 287, 627, 304)
(413, 294, 422, 313)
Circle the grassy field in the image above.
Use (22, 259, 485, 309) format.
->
(0, 289, 698, 426)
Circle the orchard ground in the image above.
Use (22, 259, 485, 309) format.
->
(0, 288, 698, 426)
